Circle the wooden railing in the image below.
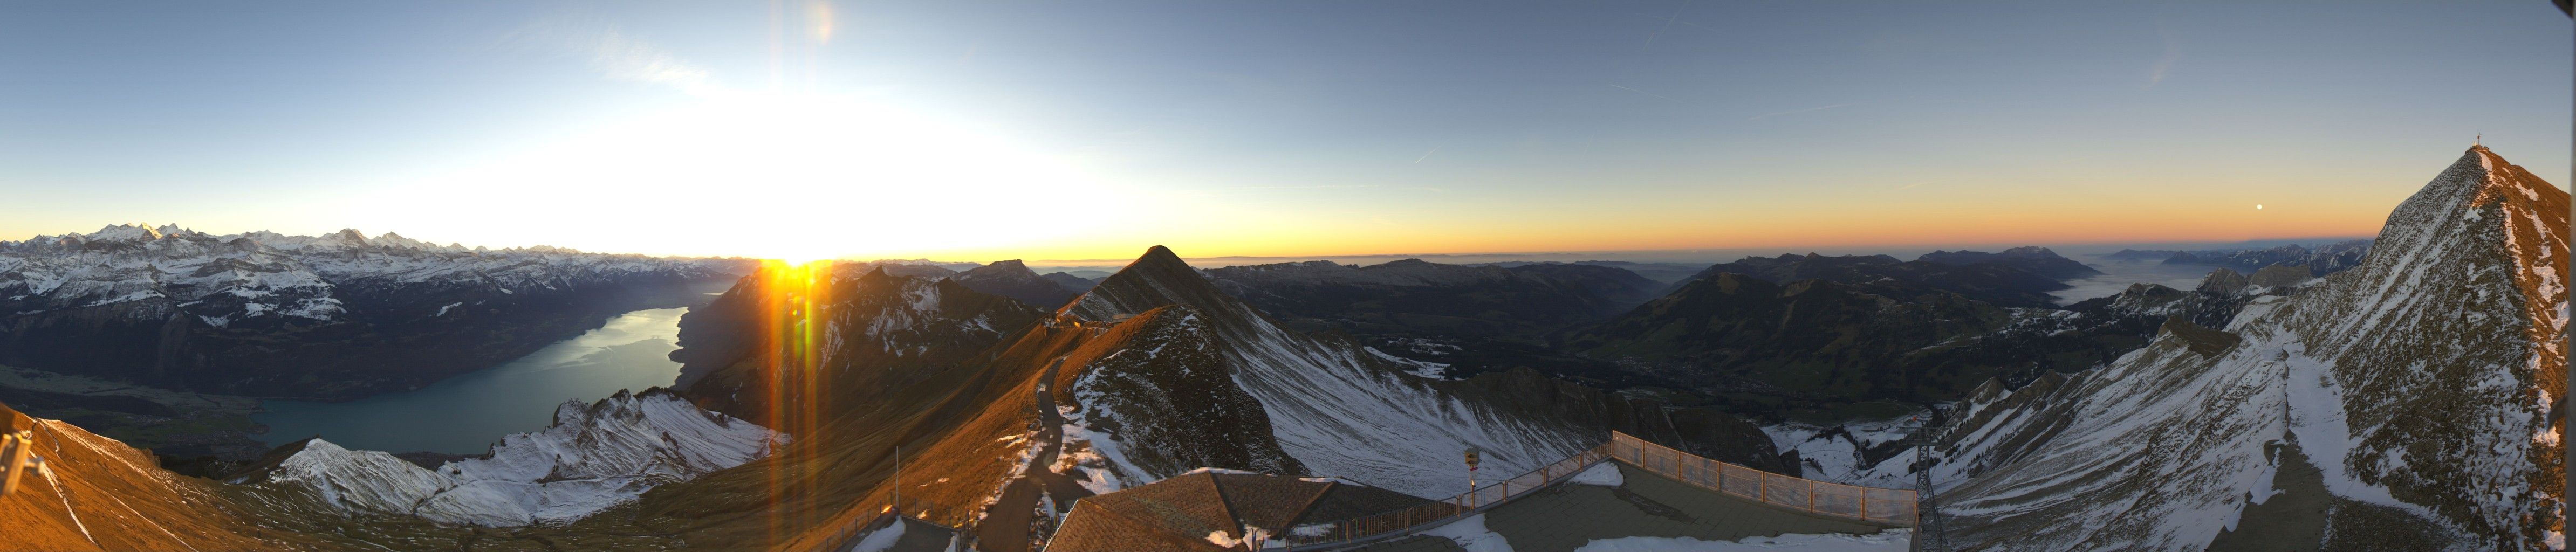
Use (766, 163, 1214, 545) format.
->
(1606, 433, 1915, 526)
(1276, 443, 1612, 548)
(1278, 432, 1915, 549)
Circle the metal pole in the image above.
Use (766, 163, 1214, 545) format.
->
(893, 444, 902, 516)
(1913, 409, 1951, 552)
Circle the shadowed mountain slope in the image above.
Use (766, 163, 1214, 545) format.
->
(1897, 146, 2566, 551)
(951, 259, 1083, 309)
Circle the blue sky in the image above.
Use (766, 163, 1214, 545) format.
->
(2, 1, 2566, 260)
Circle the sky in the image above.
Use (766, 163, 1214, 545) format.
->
(1, 1, 2567, 263)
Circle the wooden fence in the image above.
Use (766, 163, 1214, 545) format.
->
(1607, 432, 1915, 526)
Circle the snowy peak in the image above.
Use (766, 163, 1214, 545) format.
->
(2298, 146, 2565, 359)
(1053, 245, 1590, 497)
(1063, 245, 1227, 322)
(82, 223, 165, 242)
(236, 388, 781, 527)
(2463, 146, 2568, 339)
(2275, 146, 2566, 546)
(329, 228, 369, 245)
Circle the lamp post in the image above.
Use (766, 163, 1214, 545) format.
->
(1463, 447, 1482, 508)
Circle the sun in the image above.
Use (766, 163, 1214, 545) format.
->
(371, 91, 1108, 260)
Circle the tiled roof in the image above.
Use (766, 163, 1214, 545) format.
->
(1047, 472, 1436, 551)
(1047, 498, 1238, 552)
(1210, 473, 1331, 530)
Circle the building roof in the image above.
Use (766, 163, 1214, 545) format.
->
(1046, 471, 1434, 552)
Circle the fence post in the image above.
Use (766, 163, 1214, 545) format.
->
(1807, 480, 1817, 513)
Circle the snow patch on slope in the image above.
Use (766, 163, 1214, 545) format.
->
(239, 389, 781, 526)
(1421, 514, 1516, 552)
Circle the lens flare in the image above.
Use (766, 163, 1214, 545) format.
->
(749, 258, 836, 544)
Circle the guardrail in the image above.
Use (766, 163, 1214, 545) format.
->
(1279, 431, 1915, 549)
(1277, 442, 1612, 548)
(1607, 432, 1915, 526)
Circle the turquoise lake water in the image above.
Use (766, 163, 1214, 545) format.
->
(250, 307, 691, 454)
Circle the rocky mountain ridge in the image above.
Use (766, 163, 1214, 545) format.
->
(1916, 246, 2104, 280)
(1202, 257, 1661, 340)
(2108, 239, 2375, 278)
(949, 259, 1087, 308)
(1668, 249, 2082, 308)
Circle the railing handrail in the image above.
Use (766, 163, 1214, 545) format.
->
(1278, 442, 1616, 550)
(1604, 433, 1915, 527)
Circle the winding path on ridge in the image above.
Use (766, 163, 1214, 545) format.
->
(978, 358, 1095, 551)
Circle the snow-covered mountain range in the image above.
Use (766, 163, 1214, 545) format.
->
(0, 224, 749, 399)
(1, 224, 737, 326)
(2142, 239, 2378, 278)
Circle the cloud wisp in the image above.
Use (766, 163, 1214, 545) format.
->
(2147, 24, 2180, 87)
(508, 19, 720, 96)
(587, 29, 717, 96)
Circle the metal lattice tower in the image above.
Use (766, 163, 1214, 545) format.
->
(1912, 407, 1951, 552)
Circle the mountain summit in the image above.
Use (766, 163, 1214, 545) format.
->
(1058, 245, 1593, 496)
(950, 259, 1083, 308)
(1913, 146, 2566, 550)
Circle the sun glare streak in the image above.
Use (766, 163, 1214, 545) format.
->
(807, 1, 835, 43)
(752, 258, 835, 546)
